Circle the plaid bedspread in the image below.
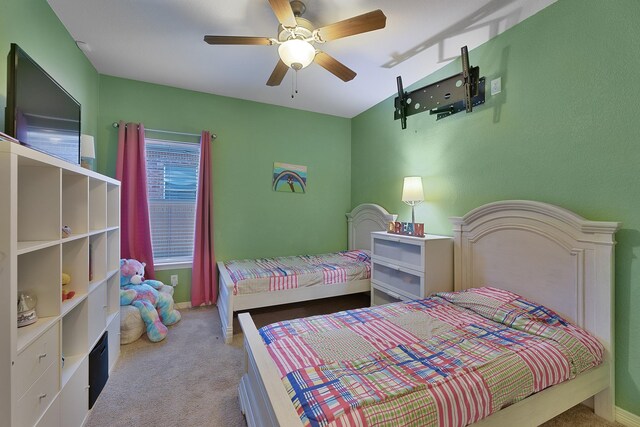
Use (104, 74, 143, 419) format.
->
(223, 250, 371, 295)
(258, 287, 604, 427)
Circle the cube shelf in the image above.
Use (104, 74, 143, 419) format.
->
(17, 163, 60, 243)
(89, 179, 107, 231)
(62, 238, 89, 315)
(1, 141, 121, 427)
(62, 299, 88, 387)
(62, 172, 89, 236)
(89, 233, 107, 291)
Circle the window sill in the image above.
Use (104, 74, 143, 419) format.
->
(154, 261, 193, 271)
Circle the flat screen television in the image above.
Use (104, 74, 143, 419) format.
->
(5, 43, 81, 164)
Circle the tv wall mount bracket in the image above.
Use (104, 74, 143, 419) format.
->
(394, 46, 485, 129)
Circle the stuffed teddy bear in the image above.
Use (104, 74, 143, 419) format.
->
(119, 258, 181, 342)
(61, 272, 75, 301)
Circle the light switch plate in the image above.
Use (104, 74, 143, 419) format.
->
(491, 77, 502, 95)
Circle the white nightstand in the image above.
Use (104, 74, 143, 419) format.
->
(370, 231, 453, 306)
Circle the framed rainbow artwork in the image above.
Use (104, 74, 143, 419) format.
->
(272, 162, 307, 193)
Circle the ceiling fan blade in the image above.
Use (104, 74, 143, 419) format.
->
(314, 52, 356, 82)
(267, 59, 289, 86)
(268, 0, 297, 28)
(316, 9, 387, 42)
(204, 35, 272, 45)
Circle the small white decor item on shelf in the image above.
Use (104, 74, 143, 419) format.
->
(17, 292, 38, 327)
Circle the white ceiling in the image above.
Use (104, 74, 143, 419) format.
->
(47, 0, 556, 118)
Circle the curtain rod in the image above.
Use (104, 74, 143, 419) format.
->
(112, 122, 217, 140)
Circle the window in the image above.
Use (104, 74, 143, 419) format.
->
(145, 138, 200, 265)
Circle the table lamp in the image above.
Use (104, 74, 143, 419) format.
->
(402, 176, 424, 224)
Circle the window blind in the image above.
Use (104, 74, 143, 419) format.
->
(145, 138, 200, 264)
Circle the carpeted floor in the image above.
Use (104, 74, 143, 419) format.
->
(86, 295, 623, 427)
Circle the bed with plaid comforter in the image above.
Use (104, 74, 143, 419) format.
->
(258, 287, 604, 427)
(223, 250, 371, 296)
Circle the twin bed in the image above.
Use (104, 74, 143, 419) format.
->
(229, 200, 619, 426)
(217, 203, 396, 344)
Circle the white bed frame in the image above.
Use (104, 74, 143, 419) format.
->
(217, 203, 395, 344)
(237, 200, 620, 426)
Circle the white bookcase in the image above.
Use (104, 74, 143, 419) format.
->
(0, 141, 121, 427)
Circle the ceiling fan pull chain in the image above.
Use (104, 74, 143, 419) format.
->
(291, 69, 300, 98)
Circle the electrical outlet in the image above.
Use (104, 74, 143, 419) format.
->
(170, 275, 178, 287)
(491, 77, 502, 95)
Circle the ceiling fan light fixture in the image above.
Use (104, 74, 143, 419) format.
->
(278, 39, 315, 70)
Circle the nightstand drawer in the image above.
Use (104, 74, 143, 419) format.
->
(371, 284, 410, 306)
(371, 235, 423, 270)
(371, 259, 422, 299)
(15, 322, 60, 399)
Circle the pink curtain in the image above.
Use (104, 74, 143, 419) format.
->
(191, 131, 217, 306)
(116, 121, 156, 279)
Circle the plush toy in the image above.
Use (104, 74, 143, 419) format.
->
(119, 259, 181, 342)
(61, 272, 75, 301)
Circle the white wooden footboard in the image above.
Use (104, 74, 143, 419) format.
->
(238, 313, 302, 427)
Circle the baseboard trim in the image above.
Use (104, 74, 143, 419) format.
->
(617, 406, 640, 427)
(175, 301, 192, 309)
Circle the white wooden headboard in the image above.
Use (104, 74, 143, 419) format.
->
(451, 200, 620, 418)
(451, 200, 619, 331)
(346, 203, 396, 251)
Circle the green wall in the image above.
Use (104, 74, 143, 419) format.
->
(3, 0, 639, 417)
(97, 75, 352, 303)
(0, 0, 99, 135)
(351, 0, 640, 416)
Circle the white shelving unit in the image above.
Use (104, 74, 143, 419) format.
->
(0, 141, 121, 427)
(370, 231, 453, 306)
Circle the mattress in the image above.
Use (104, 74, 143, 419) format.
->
(223, 250, 371, 296)
(258, 287, 604, 427)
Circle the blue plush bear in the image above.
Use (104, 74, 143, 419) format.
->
(120, 259, 181, 342)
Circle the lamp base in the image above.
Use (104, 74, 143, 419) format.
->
(81, 157, 94, 170)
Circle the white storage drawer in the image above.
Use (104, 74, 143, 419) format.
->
(35, 394, 60, 427)
(371, 284, 408, 306)
(16, 359, 59, 427)
(371, 259, 422, 299)
(371, 235, 423, 270)
(15, 322, 60, 399)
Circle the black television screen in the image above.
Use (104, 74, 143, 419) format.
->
(5, 43, 81, 164)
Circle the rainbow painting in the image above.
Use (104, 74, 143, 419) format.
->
(272, 162, 307, 193)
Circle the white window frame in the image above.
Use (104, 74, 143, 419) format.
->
(145, 137, 200, 267)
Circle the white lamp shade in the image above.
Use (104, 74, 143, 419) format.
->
(80, 134, 95, 159)
(278, 39, 316, 70)
(402, 176, 424, 203)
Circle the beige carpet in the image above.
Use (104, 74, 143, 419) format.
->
(86, 295, 622, 427)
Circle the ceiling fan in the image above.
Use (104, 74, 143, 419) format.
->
(204, 0, 386, 86)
